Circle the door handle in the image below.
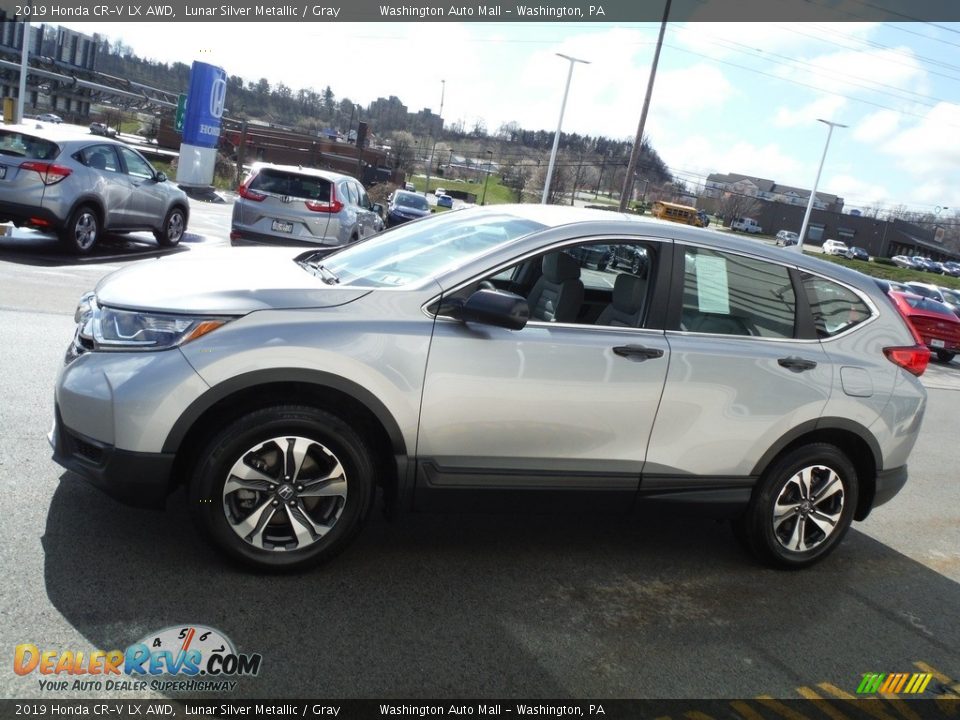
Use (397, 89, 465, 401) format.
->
(613, 345, 664, 361)
(778, 356, 818, 372)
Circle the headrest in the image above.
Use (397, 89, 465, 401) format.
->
(542, 252, 580, 283)
(613, 273, 646, 314)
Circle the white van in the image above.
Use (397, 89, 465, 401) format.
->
(731, 217, 762, 234)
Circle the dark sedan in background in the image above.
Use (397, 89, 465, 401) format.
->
(387, 190, 431, 227)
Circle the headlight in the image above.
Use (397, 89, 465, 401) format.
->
(73, 295, 232, 352)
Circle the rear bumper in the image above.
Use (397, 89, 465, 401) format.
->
(49, 404, 174, 509)
(872, 465, 908, 510)
(0, 200, 62, 229)
(229, 228, 343, 247)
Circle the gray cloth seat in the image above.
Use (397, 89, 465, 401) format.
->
(89, 153, 107, 170)
(596, 273, 648, 327)
(528, 253, 584, 323)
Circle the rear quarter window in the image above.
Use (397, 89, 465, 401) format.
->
(802, 274, 872, 338)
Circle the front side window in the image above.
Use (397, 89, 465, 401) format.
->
(680, 247, 796, 338)
(802, 273, 872, 338)
(118, 146, 154, 180)
(441, 239, 658, 328)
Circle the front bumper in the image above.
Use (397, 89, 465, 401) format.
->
(49, 404, 174, 508)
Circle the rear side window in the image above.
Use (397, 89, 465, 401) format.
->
(681, 247, 796, 338)
(802, 274, 872, 338)
(248, 168, 331, 202)
(0, 130, 59, 160)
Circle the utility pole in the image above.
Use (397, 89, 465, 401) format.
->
(619, 0, 671, 212)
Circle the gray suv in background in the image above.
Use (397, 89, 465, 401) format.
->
(0, 124, 189, 253)
(230, 163, 384, 247)
(52, 206, 929, 571)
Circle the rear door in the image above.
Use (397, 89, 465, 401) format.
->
(646, 244, 832, 481)
(76, 144, 139, 228)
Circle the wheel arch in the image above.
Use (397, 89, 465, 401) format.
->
(165, 369, 408, 499)
(64, 195, 106, 229)
(750, 418, 880, 521)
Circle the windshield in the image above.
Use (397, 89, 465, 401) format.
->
(317, 210, 545, 288)
(394, 192, 428, 211)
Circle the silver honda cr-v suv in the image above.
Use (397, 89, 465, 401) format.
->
(51, 206, 928, 570)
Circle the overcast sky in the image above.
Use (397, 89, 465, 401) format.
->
(60, 20, 960, 214)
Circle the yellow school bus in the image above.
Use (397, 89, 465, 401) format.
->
(651, 201, 709, 228)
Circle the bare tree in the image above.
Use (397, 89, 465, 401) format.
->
(719, 191, 760, 223)
(387, 131, 416, 171)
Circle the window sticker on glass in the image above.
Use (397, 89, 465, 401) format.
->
(695, 254, 730, 314)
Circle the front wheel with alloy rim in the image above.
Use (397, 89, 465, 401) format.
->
(60, 205, 99, 254)
(190, 405, 375, 570)
(736, 443, 858, 569)
(155, 207, 186, 247)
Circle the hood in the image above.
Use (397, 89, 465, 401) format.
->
(95, 247, 371, 314)
(390, 204, 431, 218)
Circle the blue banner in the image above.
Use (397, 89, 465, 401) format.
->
(182, 61, 227, 149)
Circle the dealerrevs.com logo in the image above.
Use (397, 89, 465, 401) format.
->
(857, 672, 933, 695)
(14, 625, 262, 693)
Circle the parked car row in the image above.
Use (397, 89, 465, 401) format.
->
(891, 255, 960, 276)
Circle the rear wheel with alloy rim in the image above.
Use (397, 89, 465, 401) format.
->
(60, 205, 99, 254)
(190, 405, 375, 570)
(736, 443, 857, 569)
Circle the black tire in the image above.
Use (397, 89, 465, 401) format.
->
(936, 350, 955, 363)
(189, 405, 375, 571)
(736, 443, 858, 569)
(59, 205, 99, 254)
(155, 207, 186, 247)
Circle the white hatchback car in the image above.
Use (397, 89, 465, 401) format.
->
(822, 239, 850, 256)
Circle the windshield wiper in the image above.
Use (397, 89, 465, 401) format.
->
(317, 264, 340, 285)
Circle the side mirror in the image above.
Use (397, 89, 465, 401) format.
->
(155, 171, 167, 182)
(372, 202, 384, 216)
(458, 289, 529, 331)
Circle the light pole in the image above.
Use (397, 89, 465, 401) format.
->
(424, 79, 445, 196)
(481, 150, 493, 205)
(795, 119, 847, 252)
(17, 9, 31, 123)
(541, 53, 590, 205)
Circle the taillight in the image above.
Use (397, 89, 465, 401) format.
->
(20, 161, 72, 185)
(305, 184, 342, 213)
(238, 183, 266, 201)
(883, 345, 931, 376)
